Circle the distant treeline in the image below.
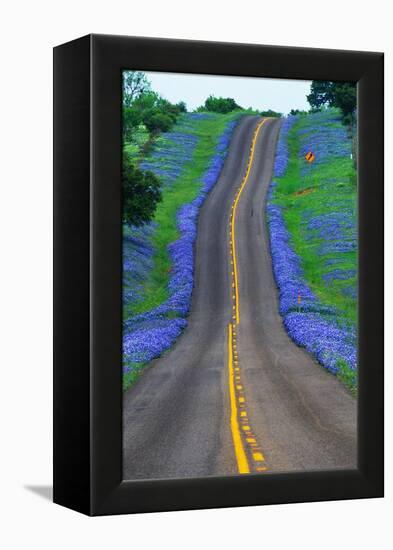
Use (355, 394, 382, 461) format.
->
(196, 95, 282, 118)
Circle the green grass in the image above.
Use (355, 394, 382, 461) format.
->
(336, 358, 357, 396)
(273, 112, 357, 328)
(123, 363, 145, 391)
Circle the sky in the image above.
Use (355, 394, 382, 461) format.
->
(143, 71, 312, 114)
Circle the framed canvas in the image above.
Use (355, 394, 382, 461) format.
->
(53, 34, 384, 516)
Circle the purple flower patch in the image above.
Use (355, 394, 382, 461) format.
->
(273, 116, 296, 177)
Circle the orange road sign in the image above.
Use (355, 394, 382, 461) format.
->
(305, 151, 315, 163)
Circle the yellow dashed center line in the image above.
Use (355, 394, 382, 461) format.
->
(231, 118, 268, 325)
(227, 323, 250, 474)
(227, 118, 269, 475)
(253, 452, 265, 462)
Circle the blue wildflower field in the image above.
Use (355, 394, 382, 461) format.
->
(267, 109, 357, 392)
(123, 111, 242, 389)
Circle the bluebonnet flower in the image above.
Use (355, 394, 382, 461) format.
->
(322, 269, 356, 283)
(284, 312, 356, 373)
(140, 118, 199, 188)
(299, 121, 351, 176)
(122, 223, 155, 305)
(273, 116, 296, 177)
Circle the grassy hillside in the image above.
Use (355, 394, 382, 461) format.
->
(268, 109, 357, 393)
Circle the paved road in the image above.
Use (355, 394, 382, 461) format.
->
(123, 116, 357, 480)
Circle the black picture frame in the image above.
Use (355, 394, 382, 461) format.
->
(53, 34, 384, 516)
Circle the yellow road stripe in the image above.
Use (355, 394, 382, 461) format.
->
(252, 451, 265, 462)
(227, 119, 269, 475)
(228, 323, 250, 474)
(231, 118, 268, 324)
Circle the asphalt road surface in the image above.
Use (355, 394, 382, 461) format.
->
(123, 116, 357, 480)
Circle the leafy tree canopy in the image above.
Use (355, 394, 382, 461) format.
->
(197, 95, 242, 114)
(122, 155, 162, 227)
(123, 71, 151, 107)
(260, 109, 282, 118)
(289, 109, 309, 116)
(123, 82, 187, 140)
(176, 101, 187, 113)
(143, 109, 174, 134)
(307, 81, 356, 124)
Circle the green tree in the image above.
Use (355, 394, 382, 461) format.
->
(331, 83, 357, 125)
(122, 155, 162, 226)
(198, 95, 242, 114)
(155, 98, 180, 122)
(142, 109, 174, 134)
(125, 92, 182, 137)
(123, 106, 143, 141)
(306, 81, 335, 109)
(122, 78, 186, 144)
(176, 101, 187, 113)
(260, 109, 282, 117)
(289, 109, 308, 116)
(123, 71, 151, 107)
(307, 81, 356, 125)
(133, 91, 159, 111)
